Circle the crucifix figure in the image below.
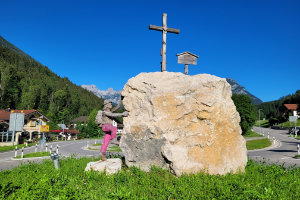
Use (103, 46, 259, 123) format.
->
(149, 13, 180, 72)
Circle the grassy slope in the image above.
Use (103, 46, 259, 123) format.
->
(255, 119, 300, 129)
(243, 130, 263, 138)
(246, 138, 272, 150)
(255, 120, 270, 127)
(277, 119, 300, 128)
(14, 151, 50, 159)
(0, 157, 299, 199)
(0, 143, 37, 152)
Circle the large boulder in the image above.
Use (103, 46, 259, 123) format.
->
(120, 72, 247, 176)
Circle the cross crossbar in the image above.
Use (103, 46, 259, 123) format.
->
(149, 25, 180, 34)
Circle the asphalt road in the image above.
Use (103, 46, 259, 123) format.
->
(0, 139, 103, 171)
(1, 128, 300, 171)
(249, 126, 300, 167)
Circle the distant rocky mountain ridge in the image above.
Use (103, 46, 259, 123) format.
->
(226, 78, 262, 105)
(81, 85, 122, 104)
(82, 78, 263, 105)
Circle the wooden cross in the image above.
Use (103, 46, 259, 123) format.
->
(149, 13, 180, 72)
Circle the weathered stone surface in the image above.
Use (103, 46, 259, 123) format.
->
(120, 72, 247, 176)
(85, 158, 122, 174)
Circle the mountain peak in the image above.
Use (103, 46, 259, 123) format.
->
(82, 85, 121, 104)
(82, 84, 98, 90)
(226, 78, 262, 105)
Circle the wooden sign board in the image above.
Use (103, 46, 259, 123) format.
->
(177, 52, 198, 65)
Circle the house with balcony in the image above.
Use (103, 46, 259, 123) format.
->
(0, 109, 50, 146)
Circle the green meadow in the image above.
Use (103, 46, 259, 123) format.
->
(0, 157, 299, 199)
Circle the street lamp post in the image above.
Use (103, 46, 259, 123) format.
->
(259, 109, 263, 134)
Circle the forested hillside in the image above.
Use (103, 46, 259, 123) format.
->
(257, 90, 300, 122)
(0, 36, 104, 124)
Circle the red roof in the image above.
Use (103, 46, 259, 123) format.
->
(0, 109, 50, 121)
(50, 129, 80, 134)
(284, 104, 298, 111)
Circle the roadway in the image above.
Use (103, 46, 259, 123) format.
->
(0, 139, 103, 171)
(1, 128, 300, 171)
(249, 126, 300, 167)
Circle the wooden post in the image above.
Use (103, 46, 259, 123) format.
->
(184, 64, 188, 75)
(149, 13, 180, 72)
(162, 13, 167, 72)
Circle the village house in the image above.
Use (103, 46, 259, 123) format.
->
(284, 104, 299, 118)
(70, 116, 89, 129)
(0, 109, 50, 146)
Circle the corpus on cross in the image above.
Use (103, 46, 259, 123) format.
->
(149, 13, 180, 72)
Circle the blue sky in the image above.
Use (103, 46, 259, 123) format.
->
(1, 0, 299, 102)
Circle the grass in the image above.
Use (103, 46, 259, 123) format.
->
(246, 138, 272, 150)
(0, 157, 299, 199)
(14, 151, 50, 159)
(87, 136, 104, 139)
(254, 119, 300, 129)
(108, 145, 122, 152)
(0, 143, 37, 152)
(88, 144, 121, 152)
(295, 155, 300, 159)
(87, 143, 102, 150)
(277, 119, 300, 129)
(92, 143, 102, 146)
(243, 130, 263, 138)
(255, 120, 270, 127)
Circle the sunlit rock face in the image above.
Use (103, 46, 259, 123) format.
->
(120, 72, 247, 176)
